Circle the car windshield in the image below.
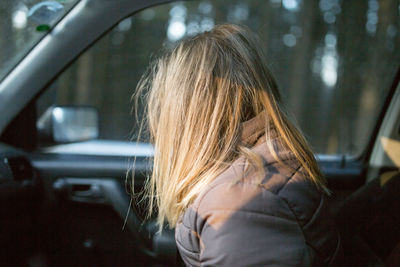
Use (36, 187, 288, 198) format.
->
(0, 0, 79, 81)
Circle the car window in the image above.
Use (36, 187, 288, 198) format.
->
(37, 0, 400, 156)
(0, 0, 80, 82)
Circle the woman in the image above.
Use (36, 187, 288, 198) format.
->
(136, 24, 341, 266)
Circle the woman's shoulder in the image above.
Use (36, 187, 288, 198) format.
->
(177, 140, 323, 230)
(193, 156, 323, 226)
(176, 144, 341, 265)
(175, 156, 340, 265)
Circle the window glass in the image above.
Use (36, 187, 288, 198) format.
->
(0, 0, 79, 81)
(37, 0, 400, 156)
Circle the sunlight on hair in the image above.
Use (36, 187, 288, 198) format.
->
(133, 24, 328, 231)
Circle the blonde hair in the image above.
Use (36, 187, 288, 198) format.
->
(134, 24, 327, 229)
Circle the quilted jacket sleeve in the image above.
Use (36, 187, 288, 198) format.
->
(198, 199, 313, 266)
(194, 172, 341, 266)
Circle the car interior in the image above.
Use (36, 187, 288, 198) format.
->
(0, 0, 399, 266)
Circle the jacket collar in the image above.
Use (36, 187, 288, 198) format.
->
(241, 111, 274, 147)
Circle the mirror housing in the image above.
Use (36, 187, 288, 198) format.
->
(37, 106, 99, 143)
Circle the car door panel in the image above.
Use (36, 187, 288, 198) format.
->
(30, 152, 178, 266)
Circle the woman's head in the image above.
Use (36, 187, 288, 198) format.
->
(135, 24, 326, 228)
(147, 24, 280, 135)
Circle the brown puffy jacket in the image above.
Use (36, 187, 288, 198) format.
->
(175, 112, 342, 266)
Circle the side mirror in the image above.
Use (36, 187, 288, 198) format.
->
(37, 106, 99, 143)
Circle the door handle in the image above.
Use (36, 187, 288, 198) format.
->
(53, 178, 107, 204)
(70, 183, 104, 203)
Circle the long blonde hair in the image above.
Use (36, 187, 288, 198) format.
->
(134, 24, 327, 229)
